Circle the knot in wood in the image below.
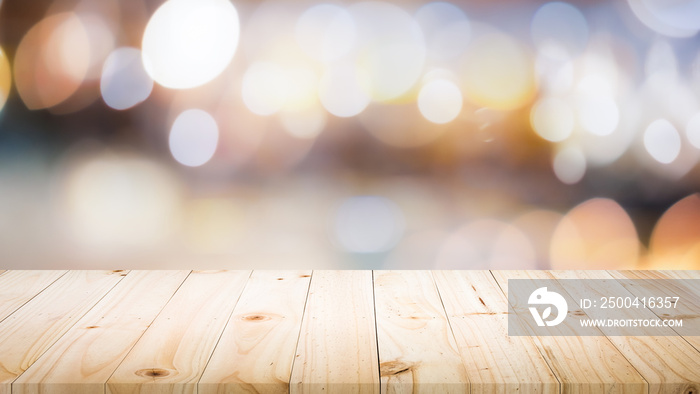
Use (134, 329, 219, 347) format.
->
(242, 314, 270, 321)
(380, 361, 414, 376)
(136, 368, 170, 378)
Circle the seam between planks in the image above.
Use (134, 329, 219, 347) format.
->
(371, 271, 382, 394)
(102, 270, 194, 394)
(429, 271, 473, 394)
(195, 270, 254, 392)
(0, 271, 69, 326)
(488, 270, 563, 394)
(10, 270, 130, 393)
(546, 271, 651, 393)
(287, 270, 315, 392)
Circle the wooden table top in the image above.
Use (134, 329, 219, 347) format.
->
(0, 270, 698, 394)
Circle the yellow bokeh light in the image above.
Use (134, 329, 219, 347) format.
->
(550, 198, 640, 269)
(530, 97, 574, 142)
(648, 194, 700, 269)
(461, 30, 535, 110)
(59, 153, 181, 252)
(242, 62, 319, 116)
(0, 47, 11, 112)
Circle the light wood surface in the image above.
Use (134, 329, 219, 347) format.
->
(374, 270, 468, 394)
(492, 270, 648, 394)
(0, 270, 697, 393)
(106, 270, 251, 394)
(555, 270, 700, 394)
(198, 270, 311, 394)
(289, 270, 379, 394)
(433, 271, 559, 394)
(0, 271, 66, 323)
(0, 270, 125, 394)
(13, 271, 190, 394)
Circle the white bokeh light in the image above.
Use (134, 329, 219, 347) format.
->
(644, 118, 681, 164)
(100, 47, 154, 110)
(142, 0, 239, 89)
(531, 2, 588, 61)
(241, 62, 288, 116)
(628, 0, 700, 38)
(280, 108, 327, 139)
(530, 97, 574, 142)
(553, 146, 586, 184)
(415, 2, 471, 62)
(334, 196, 405, 254)
(350, 2, 426, 101)
(417, 79, 462, 124)
(295, 4, 356, 63)
(169, 109, 219, 167)
(577, 95, 619, 136)
(319, 63, 371, 117)
(686, 113, 700, 149)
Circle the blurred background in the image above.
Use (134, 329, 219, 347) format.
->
(0, 0, 699, 270)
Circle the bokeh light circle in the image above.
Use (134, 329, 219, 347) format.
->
(553, 146, 586, 184)
(644, 118, 681, 164)
(531, 2, 589, 61)
(14, 13, 90, 109)
(461, 30, 535, 110)
(319, 64, 371, 117)
(531, 97, 574, 142)
(350, 1, 426, 101)
(417, 79, 462, 124)
(686, 113, 700, 149)
(415, 2, 471, 62)
(142, 0, 239, 89)
(100, 47, 154, 110)
(550, 198, 640, 269)
(169, 109, 219, 167)
(0, 47, 11, 112)
(295, 4, 356, 63)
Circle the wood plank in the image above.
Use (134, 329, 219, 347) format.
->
(609, 270, 700, 350)
(106, 270, 251, 394)
(289, 271, 379, 394)
(198, 270, 311, 394)
(662, 271, 700, 280)
(553, 270, 700, 394)
(374, 271, 469, 393)
(492, 270, 647, 394)
(0, 270, 126, 394)
(433, 270, 558, 394)
(13, 270, 190, 394)
(0, 271, 66, 323)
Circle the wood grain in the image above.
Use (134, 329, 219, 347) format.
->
(106, 270, 251, 394)
(433, 270, 558, 394)
(0, 270, 697, 393)
(612, 270, 700, 353)
(374, 270, 468, 394)
(0, 271, 66, 324)
(13, 270, 190, 394)
(492, 270, 648, 394)
(0, 270, 126, 394)
(198, 270, 312, 394)
(289, 271, 379, 394)
(553, 270, 700, 394)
